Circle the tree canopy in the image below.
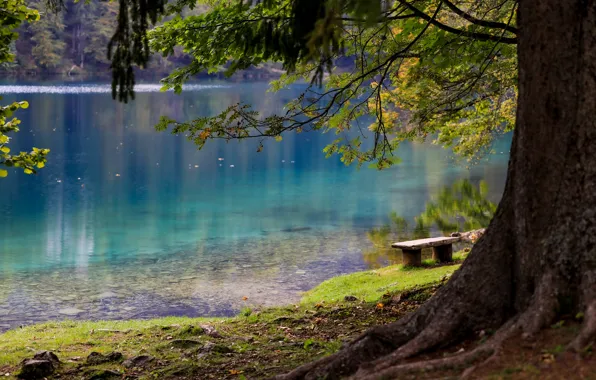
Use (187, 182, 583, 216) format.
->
(110, 0, 517, 167)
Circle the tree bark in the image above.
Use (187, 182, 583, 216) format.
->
(278, 0, 596, 378)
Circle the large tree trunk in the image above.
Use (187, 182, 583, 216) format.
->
(279, 0, 596, 378)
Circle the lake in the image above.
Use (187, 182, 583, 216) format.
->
(0, 80, 510, 330)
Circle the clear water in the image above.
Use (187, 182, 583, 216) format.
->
(0, 81, 510, 330)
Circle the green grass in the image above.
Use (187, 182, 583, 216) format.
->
(301, 262, 460, 304)
(0, 317, 221, 366)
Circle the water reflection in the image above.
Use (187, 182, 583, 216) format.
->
(0, 82, 509, 329)
(364, 180, 497, 268)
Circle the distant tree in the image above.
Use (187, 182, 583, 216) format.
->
(84, 1, 118, 67)
(0, 0, 49, 178)
(28, 1, 65, 69)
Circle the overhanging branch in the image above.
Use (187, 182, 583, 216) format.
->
(398, 0, 517, 44)
(441, 0, 517, 34)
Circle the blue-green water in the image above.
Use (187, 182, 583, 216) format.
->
(0, 81, 510, 330)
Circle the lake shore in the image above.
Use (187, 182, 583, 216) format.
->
(2, 255, 592, 379)
(0, 260, 461, 377)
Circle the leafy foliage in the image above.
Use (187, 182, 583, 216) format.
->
(146, 0, 517, 166)
(0, 0, 39, 63)
(0, 0, 49, 178)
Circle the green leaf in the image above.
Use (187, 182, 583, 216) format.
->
(0, 169, 7, 177)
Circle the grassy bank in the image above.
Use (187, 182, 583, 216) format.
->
(0, 261, 458, 379)
(1, 257, 593, 379)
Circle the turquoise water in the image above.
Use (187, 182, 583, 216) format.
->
(0, 81, 510, 330)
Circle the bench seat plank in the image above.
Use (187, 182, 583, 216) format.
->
(392, 236, 460, 250)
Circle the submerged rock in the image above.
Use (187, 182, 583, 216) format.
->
(86, 351, 123, 365)
(281, 227, 312, 232)
(96, 291, 118, 299)
(58, 307, 84, 316)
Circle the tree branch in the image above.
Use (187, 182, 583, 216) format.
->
(398, 0, 517, 44)
(441, 0, 517, 34)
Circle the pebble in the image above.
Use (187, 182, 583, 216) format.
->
(58, 308, 84, 316)
(97, 291, 118, 299)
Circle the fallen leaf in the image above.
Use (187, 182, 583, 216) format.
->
(541, 353, 555, 363)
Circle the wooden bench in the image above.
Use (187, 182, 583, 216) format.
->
(392, 236, 460, 266)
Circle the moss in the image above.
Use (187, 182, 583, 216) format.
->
(173, 325, 205, 338)
(300, 262, 459, 304)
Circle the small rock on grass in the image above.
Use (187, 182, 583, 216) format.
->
(170, 339, 202, 349)
(202, 341, 235, 354)
(33, 351, 60, 365)
(196, 342, 234, 360)
(344, 295, 358, 302)
(17, 360, 54, 379)
(85, 369, 122, 380)
(85, 352, 123, 365)
(199, 325, 221, 338)
(17, 351, 60, 379)
(122, 355, 155, 368)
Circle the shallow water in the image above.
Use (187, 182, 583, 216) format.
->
(0, 80, 510, 330)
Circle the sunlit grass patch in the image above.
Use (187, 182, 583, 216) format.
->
(300, 259, 461, 304)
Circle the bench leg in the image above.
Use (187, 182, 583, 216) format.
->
(432, 244, 453, 263)
(402, 249, 422, 266)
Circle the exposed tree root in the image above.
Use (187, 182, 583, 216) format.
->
(355, 319, 517, 380)
(277, 265, 583, 380)
(569, 269, 596, 352)
(516, 271, 561, 335)
(355, 340, 494, 380)
(354, 314, 463, 376)
(275, 311, 426, 380)
(569, 300, 596, 352)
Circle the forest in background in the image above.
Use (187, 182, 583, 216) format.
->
(0, 0, 284, 78)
